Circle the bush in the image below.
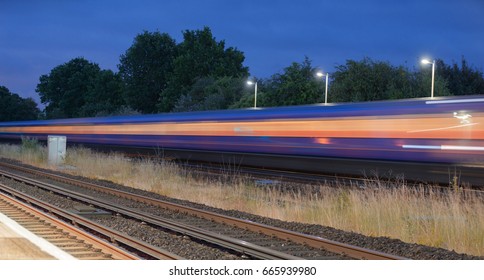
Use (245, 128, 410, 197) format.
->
(21, 136, 41, 151)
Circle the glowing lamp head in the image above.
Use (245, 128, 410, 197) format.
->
(421, 59, 432, 65)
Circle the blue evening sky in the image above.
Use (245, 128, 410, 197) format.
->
(1, 0, 483, 106)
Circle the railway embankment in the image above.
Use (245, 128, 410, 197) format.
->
(0, 143, 483, 258)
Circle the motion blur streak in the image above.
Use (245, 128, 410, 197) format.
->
(425, 98, 484, 104)
(402, 145, 484, 151)
(1, 114, 483, 139)
(1, 96, 483, 167)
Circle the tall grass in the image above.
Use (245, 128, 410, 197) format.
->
(0, 138, 46, 166)
(0, 143, 482, 256)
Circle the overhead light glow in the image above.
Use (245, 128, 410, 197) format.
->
(421, 59, 432, 65)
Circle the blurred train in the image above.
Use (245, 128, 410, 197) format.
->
(1, 95, 484, 185)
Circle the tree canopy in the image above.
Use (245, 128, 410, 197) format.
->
(118, 31, 177, 114)
(436, 57, 484, 96)
(263, 57, 323, 106)
(17, 27, 483, 121)
(159, 27, 248, 112)
(0, 86, 40, 121)
(36, 57, 126, 119)
(172, 76, 246, 112)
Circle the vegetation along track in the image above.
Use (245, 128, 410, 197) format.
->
(0, 161, 405, 260)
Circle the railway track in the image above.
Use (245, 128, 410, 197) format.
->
(0, 161, 407, 260)
(0, 183, 182, 260)
(0, 191, 139, 260)
(179, 160, 484, 192)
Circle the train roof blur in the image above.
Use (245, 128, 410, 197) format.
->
(1, 95, 483, 126)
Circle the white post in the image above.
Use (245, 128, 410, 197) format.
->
(254, 82, 258, 108)
(48, 135, 66, 165)
(431, 60, 435, 99)
(421, 59, 436, 98)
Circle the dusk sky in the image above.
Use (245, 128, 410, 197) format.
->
(1, 0, 483, 106)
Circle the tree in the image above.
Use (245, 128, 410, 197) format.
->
(331, 58, 397, 102)
(161, 27, 248, 112)
(330, 57, 451, 102)
(172, 77, 246, 112)
(414, 65, 451, 98)
(436, 57, 484, 95)
(0, 86, 40, 121)
(118, 31, 177, 114)
(229, 80, 263, 109)
(36, 57, 126, 119)
(262, 57, 322, 107)
(79, 70, 126, 117)
(37, 58, 101, 118)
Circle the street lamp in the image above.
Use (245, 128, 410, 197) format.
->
(316, 71, 329, 105)
(421, 59, 435, 98)
(247, 80, 258, 108)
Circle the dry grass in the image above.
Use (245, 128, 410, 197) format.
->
(0, 142, 46, 166)
(0, 143, 483, 256)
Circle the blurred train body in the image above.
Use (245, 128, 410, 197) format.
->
(1, 96, 484, 185)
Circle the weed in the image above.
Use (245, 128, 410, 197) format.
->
(21, 136, 40, 151)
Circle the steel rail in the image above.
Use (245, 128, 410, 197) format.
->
(0, 190, 140, 260)
(0, 161, 407, 260)
(0, 168, 302, 260)
(0, 182, 182, 260)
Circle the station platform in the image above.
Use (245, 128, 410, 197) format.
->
(0, 212, 75, 260)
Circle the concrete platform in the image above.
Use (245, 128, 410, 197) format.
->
(0, 212, 75, 260)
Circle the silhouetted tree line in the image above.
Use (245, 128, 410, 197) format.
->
(0, 86, 40, 121)
(2, 27, 484, 121)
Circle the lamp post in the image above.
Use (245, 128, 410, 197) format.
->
(247, 80, 258, 108)
(316, 71, 329, 105)
(421, 59, 435, 98)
